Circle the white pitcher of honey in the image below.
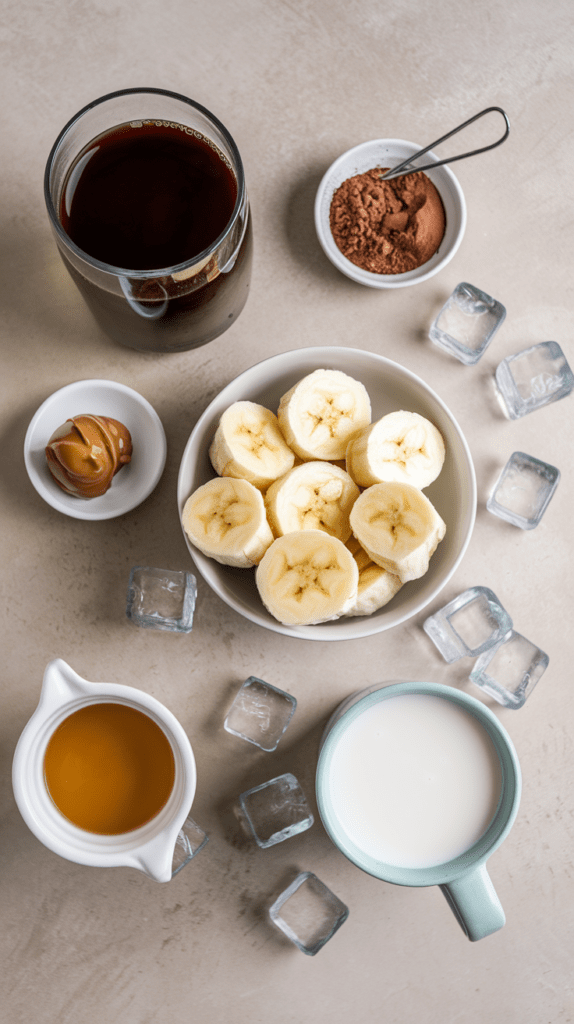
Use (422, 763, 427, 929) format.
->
(12, 658, 197, 882)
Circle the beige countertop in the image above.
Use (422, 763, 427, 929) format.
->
(2, 1, 573, 1021)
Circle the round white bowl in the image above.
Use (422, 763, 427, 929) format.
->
(315, 139, 467, 288)
(24, 379, 167, 520)
(177, 347, 476, 641)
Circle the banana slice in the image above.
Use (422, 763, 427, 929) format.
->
(277, 369, 371, 461)
(344, 536, 403, 616)
(346, 410, 445, 489)
(350, 482, 446, 583)
(209, 401, 295, 490)
(182, 477, 273, 568)
(256, 530, 359, 625)
(265, 461, 360, 542)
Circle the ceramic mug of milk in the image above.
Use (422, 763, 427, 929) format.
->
(316, 681, 521, 941)
(12, 658, 197, 882)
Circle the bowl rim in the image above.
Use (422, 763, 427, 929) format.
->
(177, 346, 477, 641)
(314, 138, 467, 288)
(24, 378, 167, 520)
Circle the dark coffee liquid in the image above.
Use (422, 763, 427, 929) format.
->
(61, 122, 237, 270)
(57, 121, 252, 352)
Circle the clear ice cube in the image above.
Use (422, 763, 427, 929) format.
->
(269, 871, 349, 955)
(470, 630, 549, 708)
(239, 773, 313, 848)
(126, 566, 197, 633)
(429, 282, 506, 364)
(495, 341, 574, 419)
(423, 586, 512, 663)
(224, 676, 297, 752)
(487, 452, 560, 529)
(171, 816, 209, 876)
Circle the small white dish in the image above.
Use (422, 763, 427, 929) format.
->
(177, 347, 476, 641)
(315, 139, 466, 288)
(24, 379, 167, 520)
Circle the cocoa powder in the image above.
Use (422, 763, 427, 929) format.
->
(329, 167, 446, 275)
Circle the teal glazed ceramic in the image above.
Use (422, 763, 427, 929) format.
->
(316, 681, 521, 941)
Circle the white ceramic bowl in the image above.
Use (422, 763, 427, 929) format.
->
(177, 347, 476, 641)
(24, 379, 167, 520)
(315, 139, 466, 288)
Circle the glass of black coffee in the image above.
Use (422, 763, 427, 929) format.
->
(45, 88, 252, 353)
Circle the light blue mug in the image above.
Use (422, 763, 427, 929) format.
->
(316, 681, 521, 941)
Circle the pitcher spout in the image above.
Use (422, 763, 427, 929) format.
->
(129, 827, 180, 883)
(39, 658, 96, 713)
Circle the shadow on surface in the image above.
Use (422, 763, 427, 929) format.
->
(282, 163, 360, 293)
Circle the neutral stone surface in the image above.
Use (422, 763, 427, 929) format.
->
(2, 1, 573, 1021)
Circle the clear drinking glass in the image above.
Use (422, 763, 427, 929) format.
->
(44, 88, 253, 353)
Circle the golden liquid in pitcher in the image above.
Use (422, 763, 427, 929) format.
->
(43, 703, 176, 834)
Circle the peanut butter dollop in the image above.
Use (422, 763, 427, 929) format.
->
(45, 415, 133, 498)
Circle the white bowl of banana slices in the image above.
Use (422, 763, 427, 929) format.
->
(177, 347, 476, 640)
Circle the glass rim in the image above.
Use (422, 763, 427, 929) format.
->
(44, 86, 247, 279)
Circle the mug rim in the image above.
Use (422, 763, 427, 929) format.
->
(43, 86, 247, 279)
(316, 681, 521, 887)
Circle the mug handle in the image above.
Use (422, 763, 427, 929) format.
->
(440, 863, 505, 941)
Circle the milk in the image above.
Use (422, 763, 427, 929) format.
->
(328, 694, 502, 869)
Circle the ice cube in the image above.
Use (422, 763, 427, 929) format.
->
(495, 341, 573, 419)
(470, 630, 549, 708)
(487, 452, 560, 529)
(423, 587, 512, 663)
(429, 282, 506, 364)
(269, 871, 349, 955)
(126, 566, 196, 633)
(171, 816, 209, 876)
(239, 773, 313, 848)
(224, 676, 296, 752)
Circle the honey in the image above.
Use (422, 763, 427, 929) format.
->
(43, 702, 176, 834)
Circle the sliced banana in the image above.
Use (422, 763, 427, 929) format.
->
(209, 401, 295, 490)
(350, 482, 446, 583)
(277, 369, 371, 461)
(265, 461, 360, 542)
(182, 477, 273, 568)
(344, 536, 403, 616)
(346, 410, 445, 489)
(256, 530, 359, 625)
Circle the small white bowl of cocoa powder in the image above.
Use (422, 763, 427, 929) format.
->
(315, 138, 466, 288)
